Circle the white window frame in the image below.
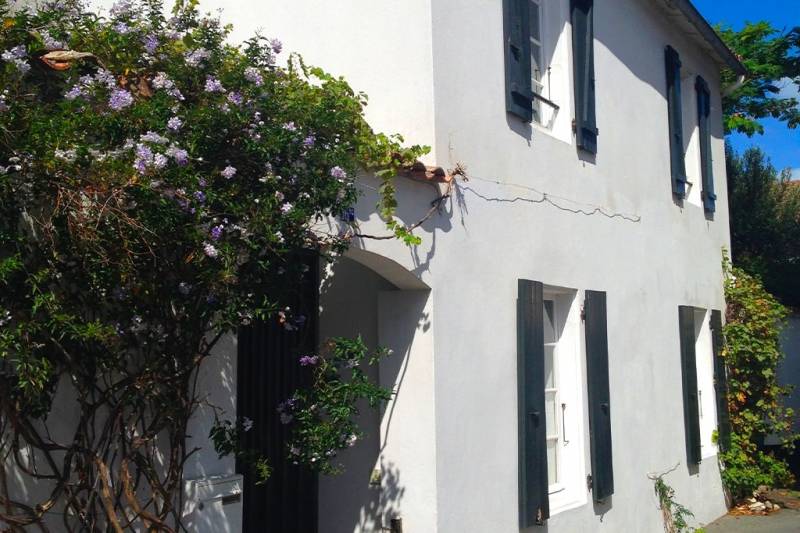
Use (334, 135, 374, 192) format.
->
(542, 287, 588, 515)
(529, 0, 546, 124)
(693, 308, 719, 459)
(524, 0, 573, 141)
(543, 298, 563, 493)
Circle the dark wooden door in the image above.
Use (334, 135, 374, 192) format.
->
(237, 263, 318, 533)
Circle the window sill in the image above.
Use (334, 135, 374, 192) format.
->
(529, 119, 573, 148)
(548, 491, 588, 518)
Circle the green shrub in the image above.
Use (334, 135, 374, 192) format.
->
(720, 256, 797, 498)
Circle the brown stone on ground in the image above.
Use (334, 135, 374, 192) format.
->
(764, 489, 800, 510)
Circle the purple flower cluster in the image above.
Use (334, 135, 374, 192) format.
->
(270, 38, 283, 55)
(113, 22, 131, 34)
(203, 242, 219, 258)
(303, 135, 316, 148)
(109, 0, 133, 17)
(221, 166, 237, 179)
(153, 153, 168, 169)
(330, 166, 347, 180)
(140, 131, 168, 144)
(63, 69, 118, 102)
(143, 34, 159, 54)
(299, 355, 320, 366)
(2, 45, 30, 74)
(108, 88, 133, 111)
(133, 137, 188, 174)
(185, 48, 211, 66)
(133, 144, 154, 173)
(64, 86, 84, 100)
(204, 77, 225, 93)
(167, 116, 183, 131)
(151, 72, 184, 100)
(244, 67, 263, 86)
(210, 225, 224, 241)
(41, 30, 65, 50)
(227, 92, 243, 106)
(166, 145, 189, 166)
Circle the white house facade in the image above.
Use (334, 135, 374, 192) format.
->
(84, 1, 746, 532)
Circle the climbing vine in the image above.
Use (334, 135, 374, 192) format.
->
(0, 0, 426, 530)
(719, 255, 797, 498)
(651, 471, 703, 533)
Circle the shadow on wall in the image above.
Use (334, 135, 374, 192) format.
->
(346, 172, 456, 278)
(318, 254, 428, 532)
(357, 459, 405, 532)
(184, 334, 238, 481)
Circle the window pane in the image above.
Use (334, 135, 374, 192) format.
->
(545, 390, 558, 437)
(531, 42, 543, 85)
(547, 438, 558, 486)
(544, 345, 555, 389)
(529, 0, 541, 43)
(543, 300, 555, 343)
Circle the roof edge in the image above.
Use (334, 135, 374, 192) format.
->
(667, 0, 748, 76)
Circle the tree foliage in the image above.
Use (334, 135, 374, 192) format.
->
(720, 257, 797, 498)
(726, 144, 800, 307)
(718, 21, 800, 136)
(0, 0, 424, 530)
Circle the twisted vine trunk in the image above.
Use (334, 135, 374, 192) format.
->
(0, 343, 209, 532)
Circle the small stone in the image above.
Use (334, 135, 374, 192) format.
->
(758, 485, 770, 494)
(749, 497, 758, 504)
(749, 502, 766, 512)
(773, 504, 780, 510)
(765, 501, 774, 510)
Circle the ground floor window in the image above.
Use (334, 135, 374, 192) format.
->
(542, 289, 587, 512)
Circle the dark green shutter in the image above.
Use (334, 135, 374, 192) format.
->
(504, 0, 534, 122)
(665, 46, 687, 198)
(517, 280, 549, 526)
(711, 310, 731, 452)
(678, 306, 701, 464)
(571, 0, 598, 153)
(696, 76, 716, 212)
(584, 290, 614, 500)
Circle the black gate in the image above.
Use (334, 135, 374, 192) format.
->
(237, 262, 319, 533)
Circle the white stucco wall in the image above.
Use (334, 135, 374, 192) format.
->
(73, 1, 734, 531)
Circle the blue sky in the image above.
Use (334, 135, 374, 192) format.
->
(692, 0, 800, 178)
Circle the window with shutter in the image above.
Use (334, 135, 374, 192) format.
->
(666, 46, 687, 198)
(678, 306, 702, 465)
(518, 280, 549, 526)
(571, 0, 597, 154)
(696, 76, 716, 212)
(504, 0, 534, 122)
(584, 290, 613, 501)
(710, 310, 731, 451)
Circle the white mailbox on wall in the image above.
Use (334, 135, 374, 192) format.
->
(183, 475, 243, 533)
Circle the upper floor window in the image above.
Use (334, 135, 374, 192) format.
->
(665, 46, 716, 212)
(503, 0, 579, 144)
